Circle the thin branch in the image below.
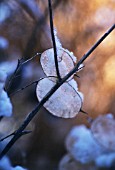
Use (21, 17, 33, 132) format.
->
(5, 53, 40, 94)
(0, 130, 32, 142)
(0, 132, 15, 142)
(74, 74, 80, 78)
(5, 59, 23, 93)
(10, 80, 39, 96)
(80, 109, 88, 115)
(22, 53, 41, 65)
(48, 0, 61, 81)
(10, 76, 56, 96)
(0, 24, 114, 159)
(61, 24, 115, 82)
(21, 0, 60, 59)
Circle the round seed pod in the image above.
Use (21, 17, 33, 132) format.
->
(36, 78, 82, 118)
(66, 125, 105, 164)
(91, 114, 115, 151)
(40, 48, 76, 80)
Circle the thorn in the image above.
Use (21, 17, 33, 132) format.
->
(21, 130, 32, 135)
(74, 74, 80, 78)
(80, 109, 88, 115)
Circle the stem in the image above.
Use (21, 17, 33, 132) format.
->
(5, 59, 22, 93)
(5, 53, 40, 94)
(22, 53, 41, 65)
(48, 0, 61, 81)
(10, 80, 39, 96)
(0, 24, 114, 159)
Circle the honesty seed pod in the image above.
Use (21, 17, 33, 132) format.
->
(91, 114, 115, 151)
(66, 125, 105, 164)
(40, 48, 76, 80)
(36, 78, 82, 118)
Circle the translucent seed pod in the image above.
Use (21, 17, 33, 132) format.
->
(91, 114, 115, 151)
(36, 78, 82, 118)
(40, 48, 76, 81)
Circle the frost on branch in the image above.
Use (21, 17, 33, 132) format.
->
(0, 70, 12, 117)
(54, 28, 62, 48)
(36, 78, 82, 118)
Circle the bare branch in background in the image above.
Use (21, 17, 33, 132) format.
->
(18, 0, 60, 59)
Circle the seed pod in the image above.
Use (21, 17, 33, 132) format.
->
(66, 125, 105, 164)
(91, 114, 115, 151)
(36, 78, 82, 118)
(40, 48, 76, 80)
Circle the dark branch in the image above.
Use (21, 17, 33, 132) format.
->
(0, 130, 31, 142)
(74, 74, 80, 78)
(0, 132, 15, 142)
(0, 24, 114, 159)
(5, 59, 23, 93)
(10, 76, 56, 96)
(5, 53, 40, 94)
(10, 80, 39, 96)
(21, 0, 60, 59)
(80, 109, 88, 115)
(22, 53, 41, 65)
(48, 0, 61, 81)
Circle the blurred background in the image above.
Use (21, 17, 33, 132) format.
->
(0, 0, 115, 169)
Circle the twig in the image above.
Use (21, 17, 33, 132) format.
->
(80, 109, 88, 115)
(0, 130, 32, 142)
(10, 80, 39, 96)
(48, 0, 61, 81)
(0, 24, 114, 159)
(5, 53, 40, 94)
(22, 52, 41, 65)
(5, 59, 23, 93)
(21, 0, 60, 59)
(0, 132, 15, 142)
(74, 74, 80, 78)
(10, 76, 56, 96)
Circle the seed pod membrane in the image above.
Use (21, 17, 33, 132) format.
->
(36, 78, 82, 118)
(40, 48, 75, 80)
